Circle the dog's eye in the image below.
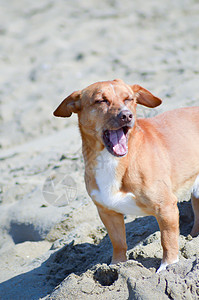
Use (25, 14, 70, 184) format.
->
(124, 99, 133, 105)
(95, 99, 110, 105)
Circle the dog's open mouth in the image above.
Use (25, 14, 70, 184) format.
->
(103, 126, 130, 157)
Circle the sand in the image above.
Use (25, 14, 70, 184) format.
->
(0, 0, 199, 299)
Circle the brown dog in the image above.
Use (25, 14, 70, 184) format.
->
(53, 79, 199, 272)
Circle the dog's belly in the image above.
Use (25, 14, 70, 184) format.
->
(91, 189, 146, 216)
(192, 175, 199, 198)
(174, 174, 199, 201)
(91, 149, 146, 216)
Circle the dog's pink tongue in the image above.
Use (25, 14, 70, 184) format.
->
(109, 129, 127, 156)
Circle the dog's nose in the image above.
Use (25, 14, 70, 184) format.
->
(118, 110, 133, 124)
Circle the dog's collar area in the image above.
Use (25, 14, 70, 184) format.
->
(102, 126, 130, 157)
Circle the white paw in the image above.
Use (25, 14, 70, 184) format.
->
(156, 261, 168, 273)
(157, 256, 179, 273)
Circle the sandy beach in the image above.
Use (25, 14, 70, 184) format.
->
(0, 0, 199, 299)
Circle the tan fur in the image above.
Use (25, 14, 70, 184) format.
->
(54, 79, 199, 271)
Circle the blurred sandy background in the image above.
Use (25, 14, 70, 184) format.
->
(0, 0, 199, 299)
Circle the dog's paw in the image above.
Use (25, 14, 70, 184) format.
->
(156, 256, 179, 273)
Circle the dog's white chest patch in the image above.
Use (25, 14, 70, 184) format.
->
(91, 149, 146, 216)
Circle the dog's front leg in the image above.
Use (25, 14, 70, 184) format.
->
(96, 204, 127, 264)
(156, 194, 179, 272)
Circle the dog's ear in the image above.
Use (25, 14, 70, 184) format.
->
(130, 85, 162, 108)
(53, 91, 81, 117)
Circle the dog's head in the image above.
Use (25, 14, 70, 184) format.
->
(53, 79, 162, 157)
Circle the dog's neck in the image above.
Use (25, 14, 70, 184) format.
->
(80, 132, 104, 164)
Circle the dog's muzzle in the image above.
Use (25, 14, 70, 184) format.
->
(102, 109, 134, 157)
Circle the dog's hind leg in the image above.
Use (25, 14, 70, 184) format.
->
(96, 204, 127, 264)
(156, 194, 179, 272)
(191, 175, 199, 237)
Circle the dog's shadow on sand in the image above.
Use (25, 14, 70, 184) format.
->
(0, 201, 194, 299)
